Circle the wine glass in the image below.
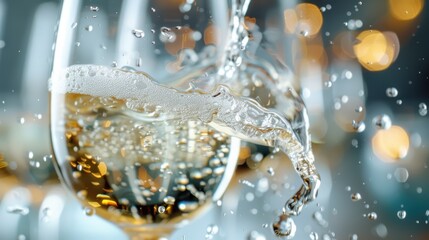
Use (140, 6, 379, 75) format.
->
(49, 0, 239, 239)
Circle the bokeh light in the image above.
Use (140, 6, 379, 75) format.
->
(353, 30, 400, 71)
(389, 0, 424, 21)
(372, 125, 410, 162)
(283, 3, 323, 38)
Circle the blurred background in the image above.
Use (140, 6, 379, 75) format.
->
(0, 0, 428, 239)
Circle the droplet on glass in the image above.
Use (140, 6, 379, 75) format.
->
(397, 210, 406, 219)
(372, 114, 392, 129)
(132, 29, 145, 38)
(71, 22, 78, 29)
(386, 87, 398, 97)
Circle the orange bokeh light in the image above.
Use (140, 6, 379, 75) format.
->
(372, 125, 410, 162)
(284, 3, 323, 38)
(389, 0, 424, 21)
(353, 30, 400, 71)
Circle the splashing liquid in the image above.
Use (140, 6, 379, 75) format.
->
(50, 0, 320, 237)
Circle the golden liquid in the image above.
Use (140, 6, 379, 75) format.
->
(51, 92, 234, 226)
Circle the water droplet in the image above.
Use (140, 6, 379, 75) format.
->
(386, 87, 398, 97)
(71, 22, 78, 29)
(372, 114, 392, 129)
(397, 210, 406, 219)
(310, 232, 319, 240)
(272, 214, 296, 238)
(75, 41, 81, 47)
(324, 81, 332, 88)
(19, 117, 25, 124)
(394, 168, 409, 183)
(367, 212, 377, 220)
(352, 120, 366, 133)
(345, 186, 351, 191)
(89, 6, 99, 12)
(85, 25, 93, 32)
(18, 234, 26, 240)
(84, 207, 95, 216)
(351, 193, 362, 201)
(151, 7, 156, 12)
(132, 29, 145, 38)
(418, 103, 427, 116)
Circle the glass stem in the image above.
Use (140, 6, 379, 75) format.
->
(122, 227, 174, 240)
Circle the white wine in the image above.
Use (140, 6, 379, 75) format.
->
(50, 63, 320, 236)
(51, 91, 239, 225)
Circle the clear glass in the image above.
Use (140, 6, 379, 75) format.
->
(49, 1, 238, 239)
(49, 0, 320, 238)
